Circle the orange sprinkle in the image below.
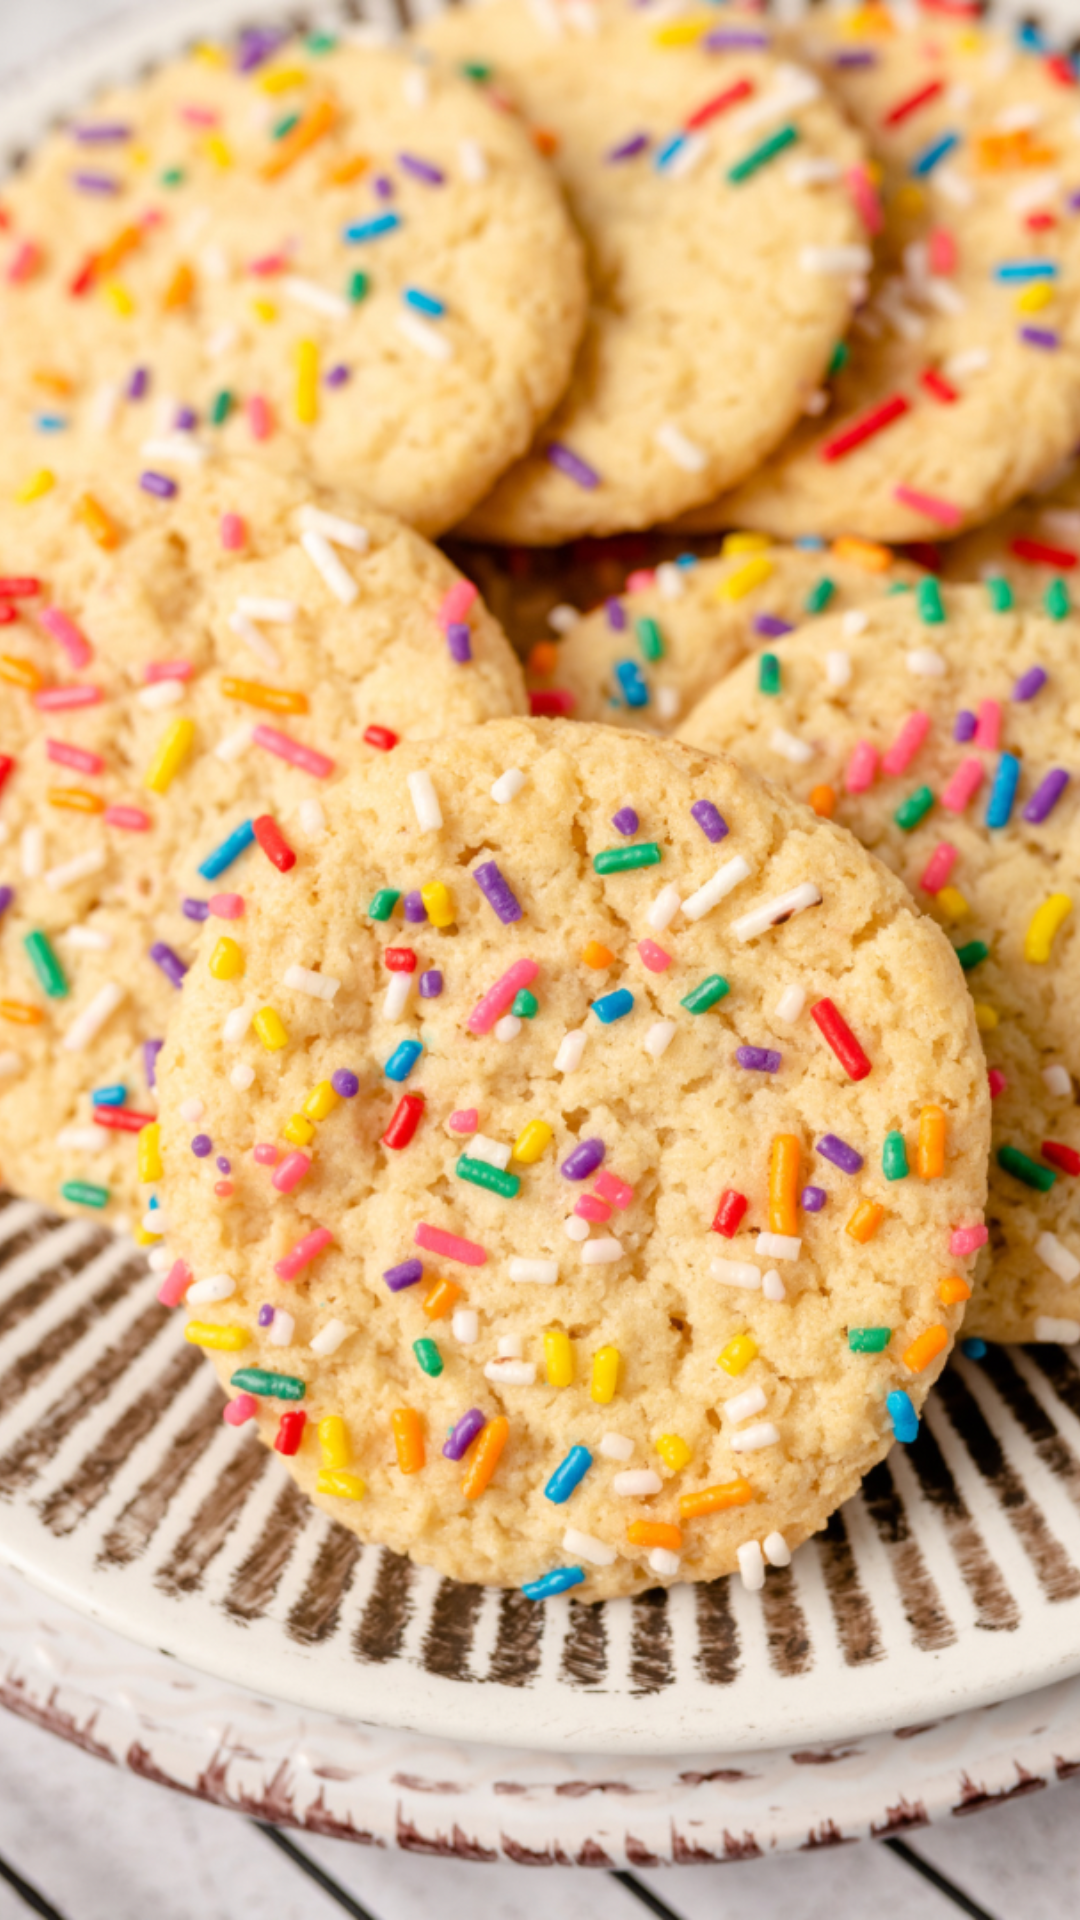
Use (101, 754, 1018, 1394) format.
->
(0, 999, 44, 1026)
(323, 152, 370, 187)
(679, 1478, 754, 1520)
(527, 641, 559, 678)
(261, 95, 339, 180)
(581, 940, 615, 969)
(391, 1407, 425, 1475)
(809, 783, 836, 818)
(846, 1200, 886, 1244)
(163, 261, 196, 311)
(627, 1520, 683, 1552)
(830, 536, 893, 574)
(94, 223, 142, 275)
(462, 1414, 508, 1498)
(221, 677, 308, 715)
(32, 370, 73, 397)
(0, 656, 44, 693)
(75, 492, 121, 550)
(423, 1276, 462, 1320)
(974, 128, 1057, 172)
(915, 1104, 946, 1180)
(902, 1324, 949, 1373)
(938, 1274, 972, 1307)
(768, 1133, 800, 1237)
(533, 127, 559, 157)
(48, 787, 105, 813)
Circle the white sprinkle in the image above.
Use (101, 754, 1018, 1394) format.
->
(141, 1210, 165, 1237)
(562, 1527, 616, 1567)
(90, 381, 121, 431)
(644, 1019, 677, 1060)
(649, 1547, 681, 1578)
(732, 1422, 781, 1454)
(582, 1237, 623, 1266)
(61, 982, 123, 1053)
(800, 244, 872, 277)
(762, 1268, 787, 1302)
(206, 322, 238, 358)
(774, 985, 806, 1024)
(301, 529, 358, 606)
(943, 346, 990, 383)
(297, 504, 369, 554)
(554, 1028, 587, 1073)
(20, 826, 44, 879)
(383, 972, 412, 1020)
(600, 1432, 634, 1462)
(647, 883, 682, 931)
(802, 390, 829, 418)
(655, 685, 681, 723)
(62, 925, 111, 953)
(199, 243, 229, 281)
(756, 1232, 801, 1263)
(0, 1051, 23, 1079)
(787, 155, 841, 188)
(737, 1540, 766, 1591)
(495, 1013, 522, 1042)
(663, 130, 708, 179)
(147, 1248, 171, 1273)
(733, 64, 819, 135)
(908, 648, 948, 677)
(137, 677, 187, 710)
(234, 597, 297, 626)
(1009, 171, 1060, 216)
(299, 799, 326, 838)
(230, 1062, 255, 1092)
(222, 997, 257, 1045)
(681, 855, 752, 924)
(564, 1215, 590, 1242)
(228, 611, 280, 671)
(923, 276, 966, 318)
(711, 1259, 762, 1290)
(547, 605, 579, 635)
(186, 1273, 235, 1304)
(732, 883, 822, 944)
(215, 725, 253, 763)
(1034, 1316, 1080, 1344)
(407, 769, 442, 832)
(484, 1358, 536, 1385)
(283, 274, 349, 320)
(140, 432, 207, 468)
(655, 421, 707, 473)
(656, 563, 685, 600)
(470, 1133, 512, 1171)
(310, 1318, 353, 1357)
(491, 767, 526, 804)
(1036, 1233, 1080, 1285)
(403, 63, 429, 108)
(509, 1257, 558, 1285)
(452, 1308, 479, 1344)
(283, 964, 340, 1003)
(1043, 1064, 1072, 1098)
(995, 100, 1043, 133)
(459, 138, 488, 183)
(179, 1098, 204, 1124)
(726, 1385, 767, 1424)
(56, 1126, 106, 1154)
(826, 648, 853, 688)
(397, 310, 454, 362)
(1040, 509, 1080, 544)
(932, 164, 973, 208)
(268, 1308, 295, 1348)
(770, 726, 814, 765)
(498, 1335, 524, 1359)
(613, 1469, 662, 1498)
(44, 847, 106, 892)
(763, 1531, 791, 1567)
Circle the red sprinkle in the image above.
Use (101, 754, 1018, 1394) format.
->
(384, 947, 418, 972)
(0, 756, 15, 796)
(1026, 211, 1058, 232)
(1011, 536, 1077, 570)
(882, 78, 946, 126)
(820, 395, 910, 463)
(988, 1068, 1008, 1100)
(711, 1189, 749, 1238)
(383, 1092, 424, 1150)
(1043, 1142, 1080, 1176)
(0, 606, 16, 627)
(921, 368, 958, 405)
(810, 999, 872, 1082)
(274, 1410, 307, 1456)
(364, 724, 399, 752)
(685, 76, 754, 130)
(530, 689, 576, 716)
(1045, 50, 1077, 88)
(93, 1107, 157, 1134)
(0, 577, 41, 598)
(253, 813, 297, 873)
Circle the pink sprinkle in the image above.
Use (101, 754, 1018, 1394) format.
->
(940, 756, 984, 813)
(249, 252, 289, 276)
(252, 725, 334, 779)
(988, 1068, 1008, 1099)
(439, 579, 479, 629)
(253, 1143, 280, 1165)
(973, 699, 1001, 750)
(46, 738, 105, 776)
(893, 485, 963, 527)
(7, 240, 41, 285)
(180, 104, 218, 126)
(209, 891, 244, 919)
(845, 740, 878, 794)
(39, 607, 92, 670)
(104, 804, 150, 831)
(467, 958, 539, 1036)
(272, 1150, 311, 1193)
(575, 1193, 611, 1222)
(594, 1170, 634, 1210)
(274, 1225, 334, 1280)
(223, 1393, 258, 1427)
(625, 569, 656, 593)
(847, 162, 883, 235)
(637, 938, 671, 973)
(949, 1223, 988, 1258)
(145, 659, 194, 683)
(928, 227, 957, 276)
(220, 512, 246, 551)
(449, 1108, 478, 1133)
(248, 394, 273, 442)
(415, 1222, 486, 1267)
(157, 1258, 191, 1307)
(920, 842, 957, 893)
(33, 685, 103, 711)
(881, 711, 930, 777)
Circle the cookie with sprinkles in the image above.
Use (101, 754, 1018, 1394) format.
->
(677, 3, 1080, 543)
(420, 0, 871, 543)
(156, 717, 988, 1600)
(940, 463, 1080, 600)
(0, 460, 525, 1228)
(681, 583, 1080, 1346)
(0, 31, 586, 537)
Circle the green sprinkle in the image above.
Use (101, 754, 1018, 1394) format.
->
(368, 888, 401, 922)
(305, 30, 338, 52)
(882, 1131, 909, 1181)
(758, 652, 781, 695)
(24, 930, 67, 999)
(828, 340, 849, 379)
(804, 577, 835, 616)
(272, 111, 301, 141)
(997, 1145, 1056, 1192)
(955, 939, 989, 972)
(681, 974, 730, 1015)
(413, 1337, 444, 1377)
(986, 575, 1013, 613)
(886, 581, 914, 596)
(894, 786, 935, 832)
(917, 578, 945, 625)
(230, 1367, 306, 1401)
(512, 989, 539, 1019)
(457, 1155, 520, 1199)
(159, 166, 186, 188)
(848, 1327, 892, 1354)
(461, 59, 493, 80)
(727, 121, 798, 184)
(348, 270, 370, 305)
(593, 844, 663, 874)
(636, 615, 664, 663)
(60, 1180, 109, 1210)
(210, 389, 234, 427)
(1045, 577, 1071, 621)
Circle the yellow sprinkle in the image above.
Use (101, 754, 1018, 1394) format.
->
(261, 64, 309, 92)
(317, 1468, 365, 1501)
(935, 886, 969, 923)
(718, 1334, 757, 1377)
(253, 1006, 289, 1051)
(193, 40, 227, 65)
(656, 1433, 692, 1472)
(202, 132, 233, 168)
(138, 1122, 163, 1184)
(651, 11, 712, 44)
(134, 1224, 162, 1247)
(185, 1321, 249, 1351)
(303, 1080, 340, 1121)
(318, 1415, 350, 1467)
(715, 555, 774, 603)
(15, 469, 55, 504)
(513, 1119, 552, 1164)
(1016, 283, 1053, 314)
(145, 718, 195, 795)
(721, 531, 772, 557)
(591, 1345, 620, 1404)
(282, 1113, 316, 1147)
(296, 337, 319, 425)
(421, 881, 455, 928)
(894, 183, 926, 218)
(973, 1002, 999, 1033)
(251, 298, 278, 323)
(544, 1328, 574, 1388)
(209, 936, 244, 981)
(957, 27, 984, 52)
(130, 144, 150, 168)
(1025, 893, 1072, 963)
(102, 281, 135, 317)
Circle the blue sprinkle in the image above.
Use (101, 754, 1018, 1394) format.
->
(91, 1083, 127, 1107)
(544, 1445, 593, 1505)
(344, 211, 401, 243)
(655, 132, 687, 171)
(522, 1566, 586, 1601)
(385, 1038, 423, 1082)
(961, 1337, 988, 1361)
(403, 286, 445, 317)
(614, 659, 649, 709)
(197, 818, 255, 881)
(592, 988, 634, 1025)
(985, 752, 1021, 829)
(911, 132, 959, 178)
(887, 1389, 919, 1444)
(793, 534, 827, 551)
(35, 414, 67, 432)
(994, 260, 1058, 283)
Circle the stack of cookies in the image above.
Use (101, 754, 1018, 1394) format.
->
(0, 0, 1075, 1606)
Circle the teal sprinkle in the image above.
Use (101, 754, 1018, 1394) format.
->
(60, 1180, 109, 1210)
(368, 888, 400, 922)
(636, 616, 664, 663)
(1045, 577, 1071, 621)
(848, 1328, 892, 1354)
(457, 1156, 520, 1199)
(681, 974, 729, 1014)
(987, 575, 1014, 613)
(882, 1131, 909, 1181)
(728, 122, 798, 184)
(894, 786, 935, 832)
(917, 578, 945, 625)
(272, 111, 301, 141)
(230, 1368, 306, 1401)
(512, 989, 538, 1019)
(758, 653, 781, 695)
(593, 844, 662, 874)
(804, 577, 835, 616)
(956, 939, 989, 971)
(413, 1337, 444, 1377)
(828, 340, 849, 379)
(348, 270, 370, 304)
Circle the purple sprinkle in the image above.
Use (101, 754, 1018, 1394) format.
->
(802, 1185, 827, 1212)
(612, 806, 639, 836)
(143, 1038, 163, 1090)
(690, 799, 728, 844)
(73, 123, 132, 143)
(1023, 767, 1070, 824)
(140, 471, 177, 499)
(174, 404, 197, 431)
(1021, 326, 1060, 350)
(561, 1137, 606, 1181)
(258, 1304, 275, 1328)
(398, 151, 446, 187)
(217, 1156, 231, 1175)
(473, 859, 522, 924)
(1013, 665, 1047, 702)
(373, 174, 395, 201)
(446, 621, 472, 664)
(191, 1134, 212, 1158)
(325, 364, 351, 388)
(753, 613, 794, 640)
(816, 1133, 863, 1175)
(403, 890, 428, 923)
(606, 131, 650, 163)
(384, 1257, 423, 1292)
(182, 898, 210, 922)
(150, 942, 188, 989)
(126, 366, 149, 401)
(235, 26, 285, 73)
(0, 886, 13, 918)
(72, 170, 120, 194)
(954, 709, 977, 743)
(702, 26, 769, 48)
(606, 597, 627, 632)
(420, 969, 443, 998)
(736, 1046, 781, 1073)
(833, 47, 877, 67)
(442, 1407, 485, 1460)
(332, 1069, 360, 1098)
(546, 441, 601, 490)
